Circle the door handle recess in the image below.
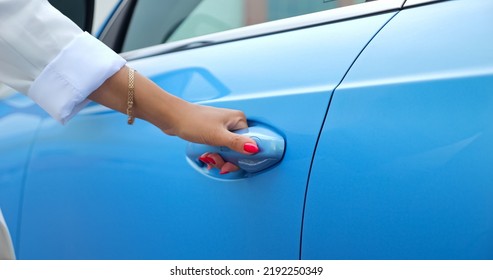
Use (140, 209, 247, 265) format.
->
(186, 124, 285, 178)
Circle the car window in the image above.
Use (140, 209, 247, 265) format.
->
(122, 0, 367, 52)
(92, 0, 120, 34)
(122, 0, 202, 52)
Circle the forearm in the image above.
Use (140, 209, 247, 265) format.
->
(88, 66, 187, 132)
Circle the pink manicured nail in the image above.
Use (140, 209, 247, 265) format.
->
(243, 143, 259, 153)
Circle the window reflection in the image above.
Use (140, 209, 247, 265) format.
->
(123, 0, 367, 52)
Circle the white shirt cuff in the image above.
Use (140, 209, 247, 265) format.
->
(28, 32, 126, 124)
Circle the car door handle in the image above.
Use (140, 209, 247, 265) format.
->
(186, 124, 285, 178)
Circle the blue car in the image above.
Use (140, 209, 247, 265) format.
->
(1, 0, 492, 260)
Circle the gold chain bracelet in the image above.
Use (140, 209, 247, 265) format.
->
(127, 67, 135, 125)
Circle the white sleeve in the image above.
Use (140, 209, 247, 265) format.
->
(0, 0, 126, 124)
(0, 208, 15, 260)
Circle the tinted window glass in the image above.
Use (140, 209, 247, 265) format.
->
(49, 0, 94, 32)
(122, 0, 202, 52)
(122, 0, 366, 52)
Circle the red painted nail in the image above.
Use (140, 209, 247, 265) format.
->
(205, 156, 216, 164)
(220, 170, 230, 175)
(243, 143, 259, 153)
(199, 156, 209, 164)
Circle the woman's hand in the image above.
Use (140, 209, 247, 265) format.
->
(163, 101, 259, 175)
(161, 101, 258, 155)
(89, 66, 259, 171)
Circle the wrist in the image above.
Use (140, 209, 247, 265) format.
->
(132, 74, 188, 133)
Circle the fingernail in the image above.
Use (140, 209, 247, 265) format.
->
(205, 156, 216, 164)
(220, 170, 230, 175)
(199, 156, 209, 164)
(243, 143, 259, 153)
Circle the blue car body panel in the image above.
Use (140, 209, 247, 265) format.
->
(302, 0, 493, 259)
(0, 95, 45, 248)
(15, 13, 395, 259)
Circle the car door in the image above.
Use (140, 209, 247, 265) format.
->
(302, 0, 493, 259)
(16, 0, 401, 259)
(0, 87, 45, 253)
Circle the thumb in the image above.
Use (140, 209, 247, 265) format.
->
(220, 130, 259, 155)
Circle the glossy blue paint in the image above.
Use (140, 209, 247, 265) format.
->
(15, 13, 395, 259)
(302, 0, 493, 259)
(0, 94, 44, 248)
